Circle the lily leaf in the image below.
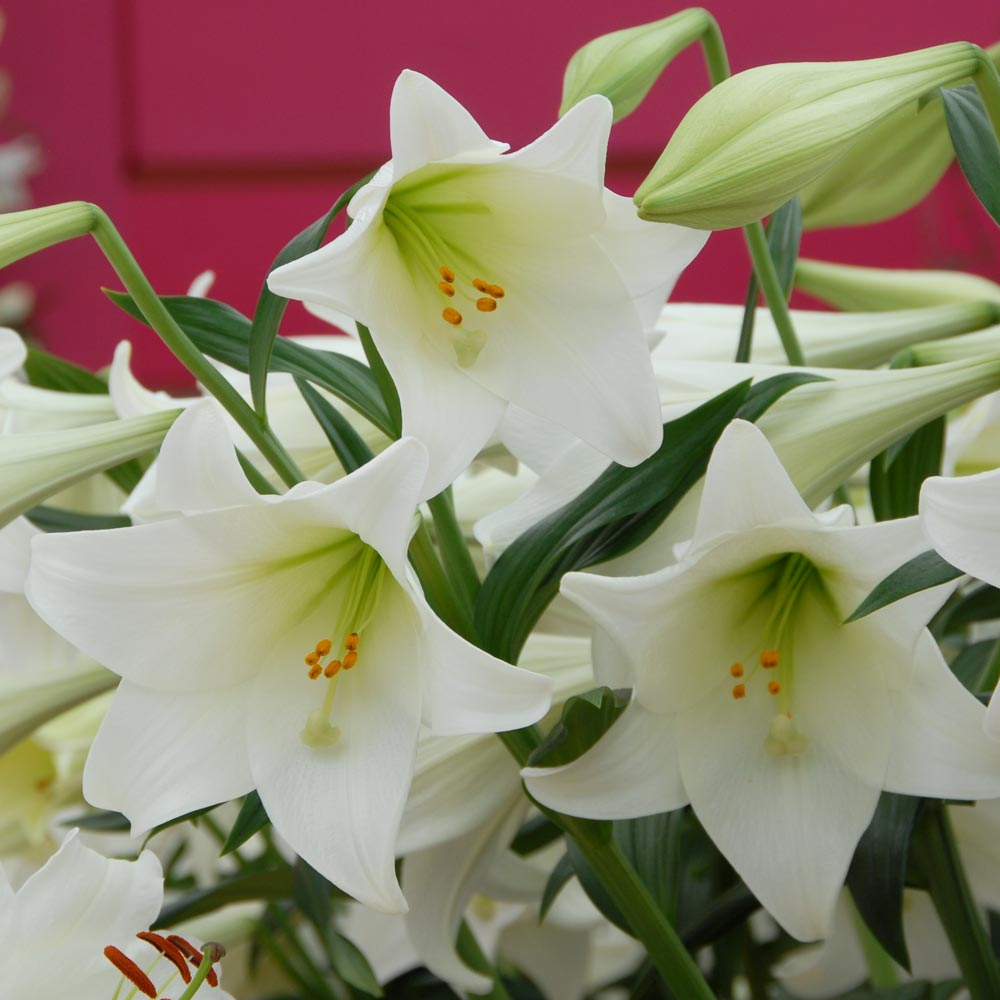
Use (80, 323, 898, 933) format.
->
(870, 418, 944, 521)
(941, 84, 1000, 227)
(105, 290, 394, 436)
(26, 505, 131, 532)
(249, 175, 371, 422)
(846, 550, 963, 622)
(221, 790, 270, 856)
(23, 347, 108, 394)
(326, 932, 383, 997)
(158, 868, 298, 926)
(539, 851, 575, 920)
(528, 687, 631, 769)
(294, 376, 374, 474)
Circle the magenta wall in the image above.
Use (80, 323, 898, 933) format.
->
(4, 0, 1000, 387)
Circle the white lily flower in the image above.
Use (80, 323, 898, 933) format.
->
(0, 829, 232, 999)
(267, 70, 707, 497)
(525, 420, 1000, 941)
(26, 403, 552, 912)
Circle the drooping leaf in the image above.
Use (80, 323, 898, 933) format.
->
(157, 868, 298, 926)
(846, 550, 963, 622)
(294, 376, 374, 474)
(105, 290, 393, 436)
(221, 790, 270, 856)
(538, 851, 574, 920)
(26, 505, 131, 532)
(941, 84, 1000, 227)
(249, 175, 371, 421)
(475, 373, 825, 661)
(23, 347, 108, 394)
(527, 687, 631, 768)
(846, 791, 924, 969)
(869, 418, 944, 521)
(735, 197, 803, 362)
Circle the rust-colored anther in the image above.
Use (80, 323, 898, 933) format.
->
(760, 650, 779, 669)
(767, 680, 781, 696)
(103, 946, 158, 998)
(729, 663, 744, 678)
(732, 684, 746, 700)
(438, 282, 456, 297)
(343, 650, 358, 670)
(324, 659, 342, 678)
(307, 664, 322, 680)
(439, 266, 455, 282)
(315, 639, 332, 656)
(442, 307, 463, 326)
(486, 283, 505, 298)
(472, 278, 489, 292)
(304, 651, 320, 666)
(137, 931, 193, 983)
(476, 297, 497, 312)
(166, 936, 220, 988)
(345, 632, 360, 651)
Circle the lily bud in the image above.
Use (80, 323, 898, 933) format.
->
(796, 258, 1000, 311)
(0, 201, 96, 268)
(636, 43, 981, 229)
(560, 9, 719, 122)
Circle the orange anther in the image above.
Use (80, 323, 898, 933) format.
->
(476, 297, 497, 312)
(438, 282, 455, 297)
(324, 659, 342, 678)
(305, 651, 320, 666)
(729, 663, 744, 678)
(343, 650, 358, 670)
(103, 946, 157, 998)
(486, 283, 505, 299)
(768, 680, 781, 695)
(315, 639, 332, 656)
(732, 684, 746, 700)
(439, 266, 456, 283)
(472, 278, 489, 292)
(345, 632, 360, 651)
(442, 307, 463, 326)
(760, 650, 779, 668)
(308, 664, 322, 680)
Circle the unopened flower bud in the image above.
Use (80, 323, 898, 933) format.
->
(636, 43, 982, 229)
(560, 9, 719, 122)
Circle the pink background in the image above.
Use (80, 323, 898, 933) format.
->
(3, 0, 1000, 388)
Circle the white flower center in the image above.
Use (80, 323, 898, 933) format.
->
(299, 544, 388, 749)
(727, 553, 818, 758)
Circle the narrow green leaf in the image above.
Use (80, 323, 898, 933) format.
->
(26, 505, 130, 532)
(846, 791, 924, 970)
(565, 836, 629, 934)
(870, 418, 944, 521)
(948, 639, 998, 694)
(292, 857, 333, 932)
(327, 932, 383, 997)
(23, 347, 108, 394)
(735, 197, 802, 363)
(615, 813, 680, 924)
(934, 583, 1000, 637)
(527, 687, 631, 768)
(249, 175, 371, 422)
(105, 290, 393, 436)
(221, 790, 270, 856)
(294, 376, 374, 474)
(846, 550, 963, 623)
(61, 808, 131, 831)
(358, 322, 402, 437)
(158, 868, 297, 926)
(941, 84, 1000, 227)
(678, 882, 760, 951)
(510, 814, 562, 856)
(539, 851, 575, 920)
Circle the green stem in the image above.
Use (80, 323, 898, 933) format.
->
(848, 894, 900, 988)
(743, 222, 805, 365)
(913, 804, 1000, 1000)
(698, 14, 731, 86)
(428, 488, 481, 609)
(409, 517, 474, 637)
(176, 947, 225, 1000)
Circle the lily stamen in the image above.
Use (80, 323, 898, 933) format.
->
(103, 945, 158, 998)
(136, 932, 193, 984)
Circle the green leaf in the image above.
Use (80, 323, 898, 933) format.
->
(294, 376, 374, 474)
(158, 868, 297, 926)
(327, 931, 384, 997)
(358, 322, 402, 437)
(510, 814, 562, 856)
(735, 197, 802, 363)
(527, 687, 631, 768)
(539, 851, 574, 920)
(61, 808, 131, 831)
(948, 639, 999, 694)
(935, 583, 1000, 637)
(870, 418, 944, 521)
(22, 347, 108, 394)
(249, 175, 371, 421)
(846, 791, 924, 969)
(475, 372, 824, 661)
(565, 836, 629, 934)
(678, 882, 760, 951)
(105, 290, 394, 436)
(292, 857, 333, 931)
(26, 505, 131, 532)
(941, 84, 1000, 227)
(221, 790, 270, 856)
(846, 550, 963, 622)
(614, 812, 680, 923)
